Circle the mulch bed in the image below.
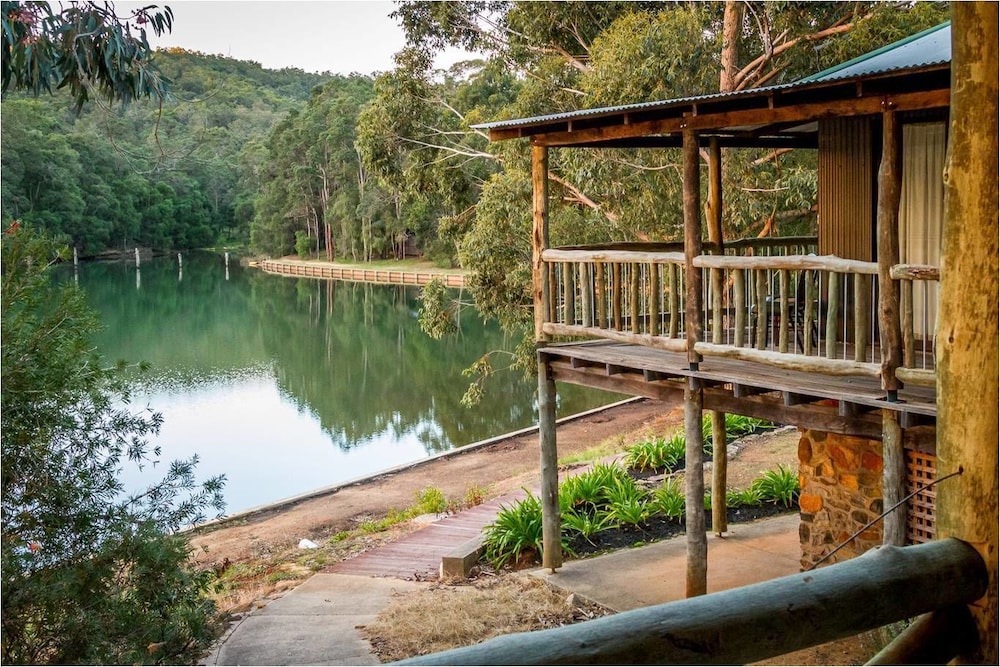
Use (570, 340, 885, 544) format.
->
(566, 502, 795, 558)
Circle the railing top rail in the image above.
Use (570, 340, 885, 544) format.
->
(547, 236, 818, 255)
(890, 263, 940, 281)
(542, 248, 687, 264)
(694, 253, 879, 274)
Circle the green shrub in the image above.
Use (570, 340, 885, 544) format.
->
(623, 434, 685, 471)
(414, 486, 448, 514)
(605, 477, 650, 527)
(726, 486, 764, 508)
(294, 230, 311, 259)
(702, 414, 778, 446)
(559, 470, 607, 512)
(483, 493, 544, 568)
(751, 465, 800, 507)
(650, 479, 685, 519)
(561, 508, 616, 544)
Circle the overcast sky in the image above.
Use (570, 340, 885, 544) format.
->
(123, 1, 470, 76)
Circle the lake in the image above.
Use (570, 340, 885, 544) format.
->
(66, 253, 620, 514)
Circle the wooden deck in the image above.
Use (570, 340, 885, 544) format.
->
(325, 491, 528, 580)
(541, 340, 936, 440)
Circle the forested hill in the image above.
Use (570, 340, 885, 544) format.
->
(0, 48, 341, 256)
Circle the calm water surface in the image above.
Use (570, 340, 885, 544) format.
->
(68, 253, 619, 514)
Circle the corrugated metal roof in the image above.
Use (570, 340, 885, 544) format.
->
(473, 22, 951, 132)
(801, 21, 951, 83)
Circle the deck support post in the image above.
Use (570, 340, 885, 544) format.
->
(532, 144, 550, 343)
(882, 409, 906, 546)
(876, 108, 903, 392)
(683, 126, 707, 596)
(537, 354, 561, 572)
(707, 137, 727, 536)
(937, 4, 999, 662)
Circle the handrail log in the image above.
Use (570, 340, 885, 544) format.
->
(895, 367, 936, 387)
(695, 342, 881, 377)
(543, 248, 686, 264)
(694, 253, 878, 274)
(542, 323, 688, 353)
(396, 540, 987, 666)
(890, 263, 940, 281)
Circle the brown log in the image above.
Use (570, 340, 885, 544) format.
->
(882, 409, 906, 546)
(693, 342, 881, 377)
(889, 264, 940, 281)
(595, 261, 606, 329)
(854, 274, 870, 362)
(649, 263, 661, 336)
(825, 271, 840, 359)
(685, 378, 707, 597)
(400, 539, 987, 666)
(669, 263, 680, 338)
(532, 146, 550, 342)
(580, 263, 593, 328)
(694, 253, 877, 274)
(630, 264, 640, 334)
(611, 263, 622, 330)
(544, 249, 686, 264)
(734, 270, 746, 347)
(876, 109, 903, 391)
(755, 269, 768, 349)
(900, 279, 915, 368)
(542, 323, 688, 353)
(711, 410, 727, 536)
(562, 262, 574, 325)
(536, 356, 561, 572)
(937, 5, 999, 662)
(683, 127, 703, 363)
(867, 605, 980, 666)
(894, 367, 934, 387)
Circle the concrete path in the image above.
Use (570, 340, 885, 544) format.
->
(206, 514, 800, 665)
(205, 574, 428, 666)
(527, 512, 801, 611)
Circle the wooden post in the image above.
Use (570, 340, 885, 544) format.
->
(734, 270, 746, 347)
(804, 271, 816, 355)
(532, 145, 550, 343)
(683, 126, 707, 596)
(595, 261, 606, 329)
(937, 4, 999, 662)
(630, 264, 640, 334)
(825, 271, 839, 359)
(668, 264, 680, 338)
(537, 354, 561, 572)
(882, 409, 906, 546)
(612, 263, 622, 331)
(134, 247, 140, 267)
(648, 263, 660, 336)
(683, 127, 703, 363)
(755, 269, 768, 349)
(854, 274, 870, 362)
(707, 137, 727, 536)
(876, 108, 903, 393)
(563, 263, 574, 325)
(579, 263, 592, 328)
(900, 279, 915, 367)
(778, 269, 789, 353)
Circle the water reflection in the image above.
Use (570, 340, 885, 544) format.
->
(68, 253, 620, 512)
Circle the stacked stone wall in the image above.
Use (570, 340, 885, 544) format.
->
(797, 429, 884, 569)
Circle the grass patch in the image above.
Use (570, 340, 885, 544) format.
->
(359, 577, 613, 663)
(557, 435, 626, 466)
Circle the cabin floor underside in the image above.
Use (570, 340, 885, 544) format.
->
(540, 340, 936, 440)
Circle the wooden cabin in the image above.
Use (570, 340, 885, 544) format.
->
(474, 23, 953, 578)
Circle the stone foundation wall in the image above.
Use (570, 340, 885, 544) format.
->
(797, 429, 884, 569)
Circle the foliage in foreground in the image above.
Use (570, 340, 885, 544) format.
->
(1, 228, 225, 664)
(483, 456, 798, 569)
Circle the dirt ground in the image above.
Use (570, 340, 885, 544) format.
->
(188, 398, 688, 567)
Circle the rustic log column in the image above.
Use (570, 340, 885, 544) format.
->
(707, 137, 727, 536)
(683, 126, 707, 596)
(532, 144, 550, 343)
(876, 108, 903, 394)
(882, 409, 906, 546)
(537, 354, 561, 572)
(937, 3, 999, 662)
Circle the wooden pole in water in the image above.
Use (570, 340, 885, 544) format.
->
(683, 126, 707, 597)
(135, 247, 140, 268)
(937, 4, 999, 661)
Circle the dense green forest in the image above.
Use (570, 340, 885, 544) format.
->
(2, 1, 948, 276)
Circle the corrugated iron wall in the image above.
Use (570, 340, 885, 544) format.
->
(818, 117, 875, 261)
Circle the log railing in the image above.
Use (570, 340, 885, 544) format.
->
(539, 239, 940, 387)
(397, 539, 987, 665)
(891, 263, 940, 388)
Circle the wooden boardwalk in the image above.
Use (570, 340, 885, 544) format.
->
(257, 259, 467, 288)
(325, 491, 529, 580)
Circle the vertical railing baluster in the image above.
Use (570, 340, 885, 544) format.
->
(900, 278, 915, 368)
(778, 269, 789, 353)
(669, 263, 680, 338)
(855, 274, 870, 363)
(826, 270, 840, 359)
(804, 271, 816, 355)
(649, 262, 661, 336)
(630, 263, 640, 334)
(562, 262, 574, 325)
(712, 267, 723, 345)
(595, 261, 606, 330)
(580, 262, 593, 328)
(755, 268, 768, 349)
(547, 263, 557, 324)
(734, 269, 746, 348)
(612, 263, 622, 332)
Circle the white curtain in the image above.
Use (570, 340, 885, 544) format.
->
(899, 122, 946, 348)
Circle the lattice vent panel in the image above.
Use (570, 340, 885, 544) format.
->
(905, 449, 937, 544)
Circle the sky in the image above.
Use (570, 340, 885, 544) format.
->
(121, 1, 471, 76)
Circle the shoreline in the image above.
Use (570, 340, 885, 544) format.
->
(189, 397, 644, 533)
